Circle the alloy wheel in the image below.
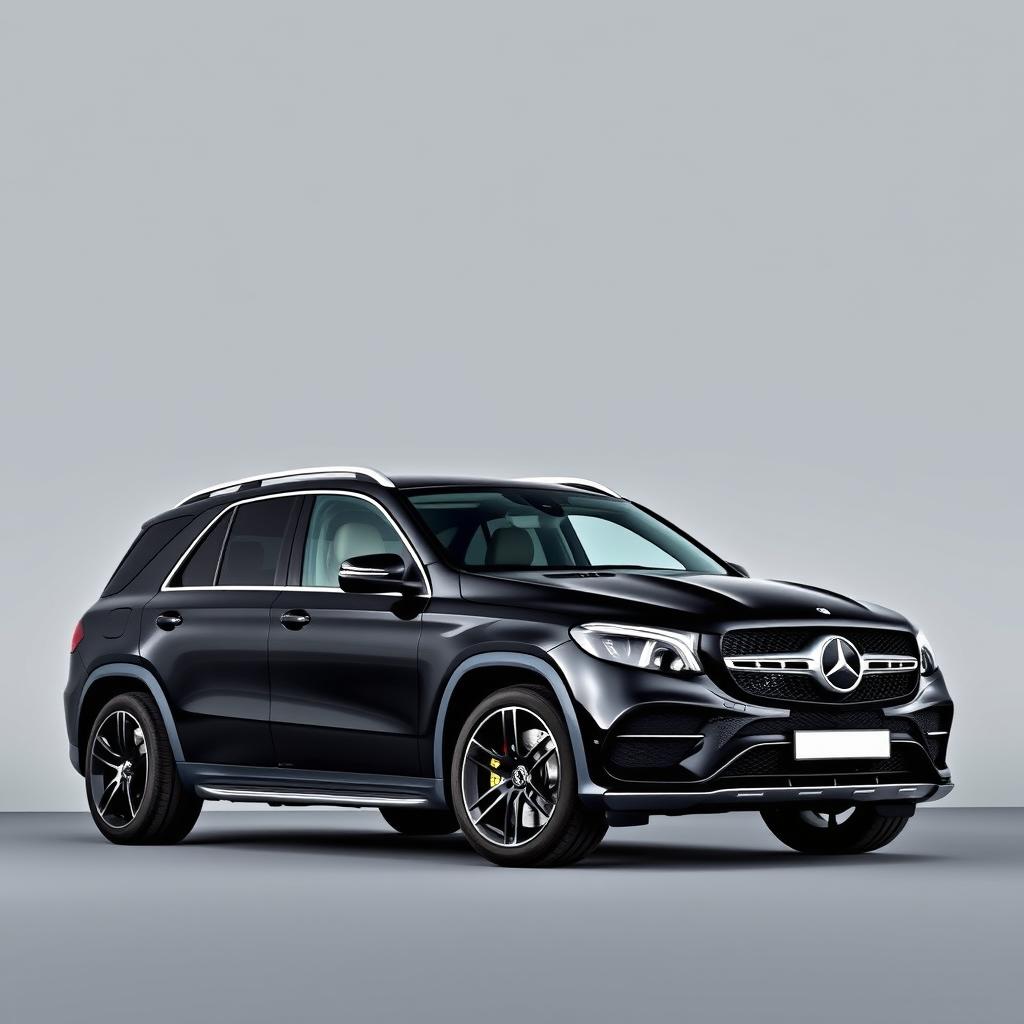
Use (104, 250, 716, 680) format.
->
(799, 807, 856, 830)
(89, 710, 149, 829)
(460, 706, 561, 848)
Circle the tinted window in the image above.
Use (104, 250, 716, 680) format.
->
(408, 488, 728, 573)
(172, 514, 231, 588)
(301, 495, 408, 586)
(102, 515, 194, 596)
(218, 498, 297, 586)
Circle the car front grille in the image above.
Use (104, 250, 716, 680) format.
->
(721, 627, 917, 659)
(718, 626, 919, 705)
(724, 669, 918, 704)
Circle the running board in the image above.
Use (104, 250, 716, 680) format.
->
(195, 785, 428, 808)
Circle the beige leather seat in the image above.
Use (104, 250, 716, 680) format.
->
(485, 526, 535, 566)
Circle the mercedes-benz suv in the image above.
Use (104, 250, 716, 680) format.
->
(64, 466, 953, 866)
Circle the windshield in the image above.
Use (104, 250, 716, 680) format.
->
(406, 488, 730, 574)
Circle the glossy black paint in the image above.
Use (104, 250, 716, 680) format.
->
(64, 472, 954, 816)
(269, 589, 422, 774)
(139, 588, 278, 766)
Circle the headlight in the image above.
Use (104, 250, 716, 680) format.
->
(570, 623, 702, 674)
(917, 630, 938, 675)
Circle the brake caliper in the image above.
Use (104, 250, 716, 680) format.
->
(489, 757, 502, 788)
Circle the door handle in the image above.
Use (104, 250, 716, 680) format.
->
(156, 612, 183, 631)
(280, 610, 311, 630)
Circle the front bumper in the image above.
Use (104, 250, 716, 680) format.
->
(549, 641, 954, 815)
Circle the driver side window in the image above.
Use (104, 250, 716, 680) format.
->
(300, 495, 407, 587)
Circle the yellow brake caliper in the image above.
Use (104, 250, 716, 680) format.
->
(489, 758, 502, 788)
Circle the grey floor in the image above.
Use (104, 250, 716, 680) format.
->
(1, 808, 1021, 1024)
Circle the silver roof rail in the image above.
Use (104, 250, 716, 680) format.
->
(516, 477, 624, 499)
(177, 466, 394, 506)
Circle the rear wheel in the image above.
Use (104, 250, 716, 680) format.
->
(380, 807, 459, 836)
(451, 685, 607, 867)
(85, 692, 202, 845)
(761, 805, 909, 854)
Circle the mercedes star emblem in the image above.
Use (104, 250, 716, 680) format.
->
(817, 636, 864, 692)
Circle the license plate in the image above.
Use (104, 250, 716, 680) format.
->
(794, 730, 891, 760)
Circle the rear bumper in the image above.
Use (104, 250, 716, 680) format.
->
(599, 777, 953, 815)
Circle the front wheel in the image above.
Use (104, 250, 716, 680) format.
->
(761, 805, 910, 855)
(451, 685, 607, 867)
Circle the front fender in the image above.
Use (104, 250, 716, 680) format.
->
(431, 652, 602, 798)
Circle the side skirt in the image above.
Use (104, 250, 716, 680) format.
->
(180, 763, 447, 810)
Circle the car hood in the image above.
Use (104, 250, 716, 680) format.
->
(459, 569, 907, 629)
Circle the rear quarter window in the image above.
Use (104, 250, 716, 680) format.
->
(169, 513, 232, 588)
(101, 515, 195, 596)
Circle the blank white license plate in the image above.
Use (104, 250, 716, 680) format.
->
(794, 730, 891, 760)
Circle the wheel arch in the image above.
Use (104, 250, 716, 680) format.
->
(75, 664, 185, 771)
(432, 653, 600, 800)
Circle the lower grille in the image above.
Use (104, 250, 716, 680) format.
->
(907, 706, 952, 765)
(735, 706, 947, 763)
(719, 743, 923, 780)
(610, 707, 713, 736)
(608, 737, 703, 770)
(605, 705, 713, 779)
(735, 708, 893, 737)
(601, 700, 950, 785)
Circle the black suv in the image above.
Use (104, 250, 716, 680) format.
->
(64, 467, 953, 866)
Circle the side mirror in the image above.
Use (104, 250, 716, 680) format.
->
(728, 562, 750, 577)
(338, 553, 423, 596)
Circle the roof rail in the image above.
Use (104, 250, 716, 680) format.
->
(177, 466, 394, 506)
(516, 477, 624, 499)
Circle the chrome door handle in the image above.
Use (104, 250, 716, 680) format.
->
(280, 610, 311, 630)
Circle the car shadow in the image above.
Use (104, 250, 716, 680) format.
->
(581, 840, 941, 870)
(175, 822, 945, 870)
(185, 825, 472, 863)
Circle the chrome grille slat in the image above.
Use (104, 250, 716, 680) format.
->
(725, 652, 918, 675)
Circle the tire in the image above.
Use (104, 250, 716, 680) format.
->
(761, 805, 910, 855)
(85, 692, 202, 845)
(451, 685, 607, 867)
(380, 807, 460, 836)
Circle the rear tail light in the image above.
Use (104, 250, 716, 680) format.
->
(71, 619, 85, 653)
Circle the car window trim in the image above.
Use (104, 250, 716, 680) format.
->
(210, 506, 237, 586)
(161, 490, 432, 597)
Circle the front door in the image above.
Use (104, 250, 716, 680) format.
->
(269, 493, 425, 775)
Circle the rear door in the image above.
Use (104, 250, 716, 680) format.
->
(141, 495, 301, 766)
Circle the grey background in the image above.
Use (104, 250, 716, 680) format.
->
(3, 808, 1022, 1024)
(1, 1, 1021, 810)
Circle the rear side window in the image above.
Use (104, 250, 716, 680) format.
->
(167, 497, 299, 589)
(218, 498, 297, 586)
(102, 515, 194, 596)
